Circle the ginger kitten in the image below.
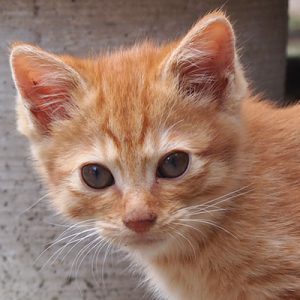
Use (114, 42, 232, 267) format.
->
(10, 12, 300, 300)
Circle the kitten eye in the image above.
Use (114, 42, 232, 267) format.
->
(81, 164, 115, 189)
(157, 151, 189, 179)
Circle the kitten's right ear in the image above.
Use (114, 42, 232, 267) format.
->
(10, 43, 86, 137)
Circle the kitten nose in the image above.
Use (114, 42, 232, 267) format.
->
(123, 210, 157, 233)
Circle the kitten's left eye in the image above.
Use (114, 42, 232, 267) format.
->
(157, 151, 189, 179)
(81, 163, 114, 189)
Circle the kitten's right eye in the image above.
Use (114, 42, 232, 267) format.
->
(81, 164, 115, 189)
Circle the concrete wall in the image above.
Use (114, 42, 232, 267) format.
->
(0, 1, 287, 300)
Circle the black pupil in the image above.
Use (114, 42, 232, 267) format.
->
(157, 152, 189, 178)
(81, 164, 114, 189)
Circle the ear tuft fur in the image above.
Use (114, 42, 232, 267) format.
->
(163, 12, 247, 107)
(10, 44, 86, 135)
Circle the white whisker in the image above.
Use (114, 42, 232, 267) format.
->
(34, 226, 96, 265)
(42, 230, 98, 270)
(173, 221, 205, 238)
(72, 236, 103, 280)
(94, 238, 111, 286)
(60, 230, 99, 263)
(101, 238, 115, 288)
(19, 193, 50, 216)
(168, 224, 196, 259)
(179, 218, 238, 240)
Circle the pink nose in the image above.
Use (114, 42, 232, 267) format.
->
(123, 212, 157, 233)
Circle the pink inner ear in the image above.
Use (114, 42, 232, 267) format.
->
(14, 56, 71, 131)
(28, 83, 69, 131)
(178, 44, 230, 96)
(175, 19, 235, 98)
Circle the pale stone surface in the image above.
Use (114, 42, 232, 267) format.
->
(0, 1, 287, 299)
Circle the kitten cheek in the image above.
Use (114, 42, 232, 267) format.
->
(205, 160, 234, 188)
(188, 155, 208, 176)
(49, 178, 118, 221)
(62, 190, 118, 220)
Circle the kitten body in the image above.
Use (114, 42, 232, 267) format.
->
(10, 12, 300, 300)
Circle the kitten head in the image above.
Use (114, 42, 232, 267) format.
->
(10, 12, 248, 257)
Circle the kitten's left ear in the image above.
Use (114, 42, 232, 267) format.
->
(163, 12, 247, 107)
(10, 44, 86, 137)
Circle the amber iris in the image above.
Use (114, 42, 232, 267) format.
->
(81, 163, 114, 189)
(157, 151, 189, 179)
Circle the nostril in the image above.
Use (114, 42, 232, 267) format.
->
(123, 213, 157, 233)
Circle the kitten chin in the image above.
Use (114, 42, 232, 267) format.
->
(10, 10, 300, 300)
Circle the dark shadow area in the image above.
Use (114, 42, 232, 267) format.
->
(285, 57, 300, 105)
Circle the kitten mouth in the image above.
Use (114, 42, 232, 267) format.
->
(123, 234, 163, 247)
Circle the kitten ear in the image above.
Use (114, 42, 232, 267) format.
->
(10, 44, 86, 135)
(163, 12, 246, 104)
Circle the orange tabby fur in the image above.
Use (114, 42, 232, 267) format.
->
(10, 12, 300, 300)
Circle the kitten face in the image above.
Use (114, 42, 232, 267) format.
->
(10, 12, 247, 256)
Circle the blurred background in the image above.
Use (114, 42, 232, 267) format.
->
(286, 0, 300, 103)
(0, 0, 299, 300)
